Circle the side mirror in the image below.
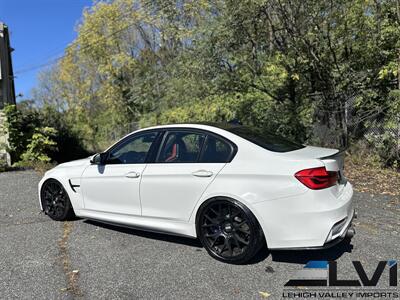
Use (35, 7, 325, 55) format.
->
(90, 152, 107, 165)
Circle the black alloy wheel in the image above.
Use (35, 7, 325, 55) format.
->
(197, 199, 264, 264)
(41, 179, 74, 221)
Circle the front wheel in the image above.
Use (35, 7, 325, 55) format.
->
(197, 198, 264, 264)
(40, 179, 75, 221)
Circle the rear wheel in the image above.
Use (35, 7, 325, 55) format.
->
(41, 179, 75, 221)
(197, 198, 264, 264)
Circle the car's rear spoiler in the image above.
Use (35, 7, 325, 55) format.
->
(319, 148, 347, 160)
(319, 148, 347, 172)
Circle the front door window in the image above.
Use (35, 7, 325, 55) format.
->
(107, 132, 158, 164)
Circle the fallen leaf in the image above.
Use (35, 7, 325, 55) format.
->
(259, 291, 271, 298)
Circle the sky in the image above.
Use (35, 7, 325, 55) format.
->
(0, 0, 93, 99)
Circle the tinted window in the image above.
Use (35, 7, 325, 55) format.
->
(107, 132, 158, 164)
(228, 126, 304, 153)
(157, 131, 205, 163)
(200, 135, 232, 163)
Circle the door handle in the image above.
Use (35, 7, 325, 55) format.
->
(125, 171, 140, 178)
(192, 170, 213, 177)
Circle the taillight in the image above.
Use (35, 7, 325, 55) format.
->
(295, 167, 338, 190)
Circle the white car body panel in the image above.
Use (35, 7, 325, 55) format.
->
(38, 123, 354, 249)
(80, 163, 146, 216)
(140, 163, 226, 221)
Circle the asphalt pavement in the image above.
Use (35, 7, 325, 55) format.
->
(0, 170, 399, 299)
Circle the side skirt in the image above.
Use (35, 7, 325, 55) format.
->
(74, 209, 197, 239)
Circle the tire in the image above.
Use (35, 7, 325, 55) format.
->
(196, 198, 264, 264)
(40, 179, 75, 221)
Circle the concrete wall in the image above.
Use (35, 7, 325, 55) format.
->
(0, 110, 11, 166)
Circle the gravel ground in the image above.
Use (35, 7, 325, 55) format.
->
(0, 170, 399, 300)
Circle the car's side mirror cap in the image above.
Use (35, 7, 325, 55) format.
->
(90, 152, 107, 165)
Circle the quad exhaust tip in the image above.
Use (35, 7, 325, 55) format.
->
(346, 209, 357, 238)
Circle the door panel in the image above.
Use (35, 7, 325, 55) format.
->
(140, 163, 225, 221)
(140, 130, 233, 221)
(80, 130, 159, 216)
(81, 164, 146, 215)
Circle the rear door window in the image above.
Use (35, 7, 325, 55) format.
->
(157, 131, 205, 163)
(200, 135, 232, 163)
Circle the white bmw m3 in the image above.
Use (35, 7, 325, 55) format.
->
(39, 123, 355, 263)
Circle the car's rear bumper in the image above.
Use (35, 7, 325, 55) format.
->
(253, 182, 354, 249)
(270, 208, 356, 250)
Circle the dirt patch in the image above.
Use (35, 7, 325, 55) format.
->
(58, 221, 82, 298)
(345, 158, 400, 197)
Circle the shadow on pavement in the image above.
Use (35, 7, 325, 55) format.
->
(83, 219, 353, 265)
(270, 238, 354, 264)
(84, 219, 203, 248)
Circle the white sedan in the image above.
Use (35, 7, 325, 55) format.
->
(38, 123, 355, 263)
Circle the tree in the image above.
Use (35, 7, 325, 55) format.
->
(31, 0, 400, 165)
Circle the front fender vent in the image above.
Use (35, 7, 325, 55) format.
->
(69, 179, 80, 193)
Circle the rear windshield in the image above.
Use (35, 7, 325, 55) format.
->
(227, 126, 304, 153)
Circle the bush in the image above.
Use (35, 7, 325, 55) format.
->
(39, 106, 91, 162)
(365, 127, 400, 169)
(3, 103, 90, 166)
(18, 127, 58, 164)
(364, 93, 400, 169)
(3, 104, 41, 163)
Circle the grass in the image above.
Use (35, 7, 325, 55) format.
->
(0, 161, 55, 175)
(0, 164, 26, 173)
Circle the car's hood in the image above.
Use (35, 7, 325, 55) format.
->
(55, 156, 92, 168)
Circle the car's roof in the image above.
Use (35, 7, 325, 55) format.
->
(137, 122, 241, 133)
(110, 122, 305, 155)
(106, 123, 241, 152)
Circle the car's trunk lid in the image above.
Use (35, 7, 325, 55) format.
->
(284, 145, 338, 161)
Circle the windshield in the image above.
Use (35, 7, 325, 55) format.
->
(227, 126, 304, 153)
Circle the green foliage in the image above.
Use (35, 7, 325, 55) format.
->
(29, 0, 400, 168)
(142, 95, 238, 127)
(144, 91, 313, 142)
(39, 105, 91, 162)
(3, 103, 90, 166)
(18, 127, 58, 164)
(365, 91, 400, 169)
(0, 160, 7, 172)
(3, 104, 41, 163)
